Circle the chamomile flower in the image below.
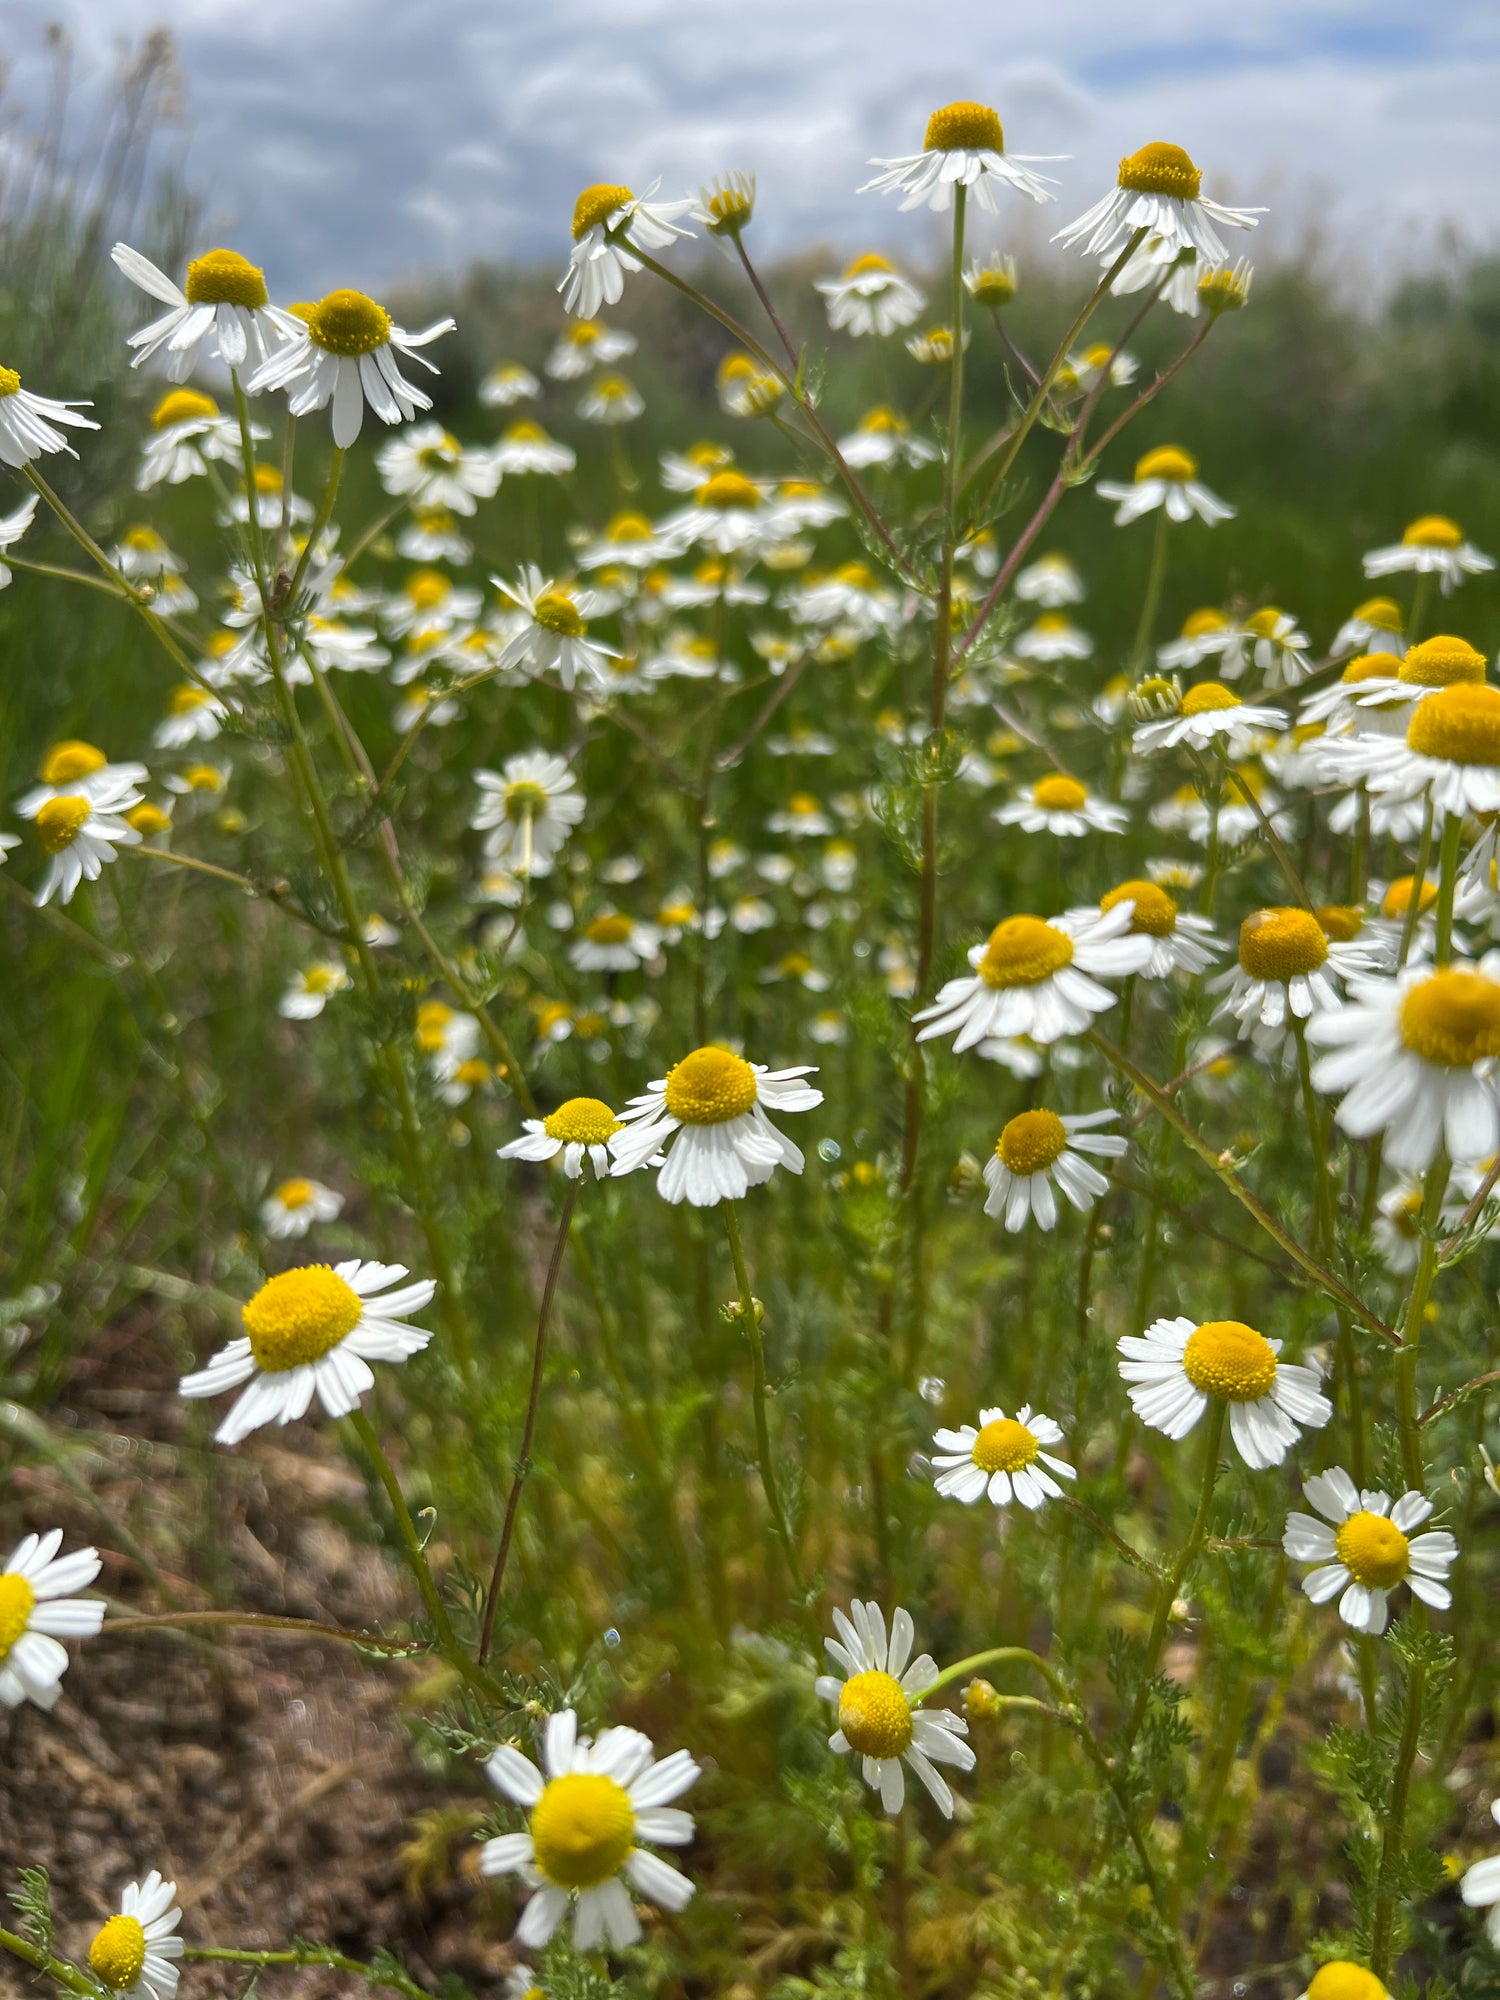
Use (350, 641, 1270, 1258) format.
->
(816, 1601, 974, 1815)
(814, 252, 926, 336)
(561, 182, 694, 319)
(1362, 515, 1495, 596)
(995, 774, 1126, 837)
(249, 289, 454, 447)
(152, 684, 226, 750)
(499, 1098, 625, 1180)
(861, 100, 1061, 213)
(473, 752, 584, 879)
(0, 1529, 103, 1711)
(1158, 607, 1233, 671)
(1132, 682, 1286, 757)
(1320, 680, 1500, 823)
(546, 319, 637, 380)
(914, 904, 1154, 1052)
(479, 1707, 699, 1952)
(260, 1177, 344, 1240)
(20, 775, 142, 905)
(1014, 553, 1084, 608)
(1069, 341, 1139, 391)
(0, 490, 37, 586)
(569, 912, 661, 974)
(112, 241, 300, 378)
(376, 422, 500, 514)
(1332, 595, 1405, 660)
(1097, 445, 1234, 526)
(1220, 606, 1313, 689)
(0, 362, 98, 464)
(17, 741, 148, 814)
(1461, 1800, 1500, 1948)
(495, 567, 619, 691)
(1308, 955, 1500, 1170)
(932, 1404, 1076, 1507)
(982, 1107, 1126, 1231)
(837, 405, 938, 470)
(86, 1875, 183, 2000)
(1298, 1965, 1389, 2000)
(493, 419, 578, 477)
(1106, 234, 1202, 315)
(1011, 612, 1093, 662)
(608, 1047, 821, 1206)
(767, 793, 834, 837)
(580, 375, 644, 424)
(964, 252, 1019, 306)
(480, 361, 541, 406)
(1118, 1315, 1331, 1469)
(1283, 1469, 1456, 1634)
(179, 1260, 436, 1445)
(1055, 141, 1261, 264)
(136, 387, 255, 490)
(658, 470, 778, 555)
(1089, 883, 1216, 981)
(279, 961, 351, 1020)
(1212, 906, 1373, 1037)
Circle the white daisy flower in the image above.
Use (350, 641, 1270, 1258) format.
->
(495, 567, 619, 691)
(963, 252, 1019, 307)
(836, 405, 939, 470)
(1283, 1468, 1456, 1635)
(278, 960, 352, 1020)
(1340, 632, 1489, 728)
(20, 774, 142, 905)
(1332, 595, 1406, 661)
(579, 374, 644, 424)
(561, 181, 694, 319)
(1097, 445, 1234, 527)
(249, 289, 454, 448)
(1118, 1315, 1331, 1469)
(974, 1035, 1045, 1077)
(1093, 880, 1219, 978)
(382, 568, 482, 640)
(1297, 651, 1412, 735)
(398, 505, 472, 564)
(136, 388, 256, 491)
(545, 318, 637, 380)
(914, 904, 1154, 1053)
(0, 1529, 103, 1711)
(1054, 141, 1261, 265)
(815, 1600, 975, 1815)
(179, 1259, 436, 1445)
(860, 100, 1061, 213)
(473, 752, 584, 879)
(376, 421, 500, 515)
(111, 241, 300, 379)
(932, 1404, 1076, 1508)
(577, 508, 676, 571)
(982, 1107, 1126, 1232)
(995, 774, 1127, 838)
(1157, 607, 1234, 671)
(1461, 1800, 1500, 1949)
(0, 489, 37, 585)
(1104, 234, 1204, 316)
(16, 740, 148, 814)
(1010, 612, 1093, 664)
(1211, 906, 1374, 1037)
(152, 683, 226, 750)
(608, 1046, 821, 1206)
(766, 792, 834, 837)
(1323, 678, 1500, 825)
(479, 361, 540, 407)
(87, 1873, 184, 2000)
(1308, 954, 1500, 1170)
(657, 469, 782, 556)
(1363, 514, 1495, 596)
(260, 1176, 344, 1240)
(499, 1098, 625, 1180)
(1148, 776, 1286, 848)
(1014, 553, 1084, 608)
(569, 912, 661, 974)
(479, 1707, 699, 1952)
(1219, 606, 1313, 689)
(814, 252, 926, 336)
(0, 360, 97, 465)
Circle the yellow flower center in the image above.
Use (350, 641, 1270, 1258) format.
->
(606, 510, 653, 542)
(0, 1572, 36, 1660)
(996, 1109, 1068, 1175)
(695, 470, 761, 511)
(1182, 608, 1228, 638)
(543, 1097, 623, 1146)
(1316, 904, 1365, 942)
(454, 1058, 490, 1088)
(846, 251, 895, 277)
(0, 366, 21, 398)
(405, 570, 450, 610)
(126, 803, 170, 837)
(1181, 1320, 1278, 1401)
(838, 1668, 913, 1758)
(1332, 1510, 1410, 1590)
(152, 387, 219, 427)
(924, 101, 1004, 152)
(183, 763, 224, 792)
(1399, 635, 1486, 688)
(1238, 907, 1328, 981)
(1117, 141, 1203, 199)
(88, 1916, 148, 1992)
(1180, 681, 1239, 716)
(1032, 774, 1087, 812)
(505, 420, 548, 443)
(1101, 879, 1178, 937)
(663, 1046, 759, 1124)
(705, 182, 754, 230)
(1399, 968, 1500, 1067)
(184, 247, 269, 308)
(1135, 445, 1197, 484)
(1353, 596, 1404, 632)
(530, 1771, 636, 1889)
(169, 683, 208, 714)
(276, 1178, 316, 1210)
(968, 261, 1017, 304)
(1401, 515, 1462, 549)
(305, 289, 392, 357)
(241, 1265, 364, 1372)
(532, 591, 586, 639)
(40, 740, 106, 784)
(253, 464, 282, 495)
(35, 795, 91, 853)
(977, 916, 1075, 990)
(585, 914, 633, 946)
(1306, 1964, 1388, 2000)
(1342, 653, 1392, 684)
(572, 182, 635, 239)
(1380, 876, 1436, 921)
(1245, 606, 1285, 639)
(971, 1416, 1040, 1472)
(1406, 682, 1500, 765)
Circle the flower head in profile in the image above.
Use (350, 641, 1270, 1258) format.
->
(836, 405, 938, 470)
(1332, 595, 1405, 661)
(479, 1707, 699, 1952)
(480, 361, 541, 407)
(1363, 514, 1494, 596)
(914, 905, 1154, 1053)
(179, 1260, 436, 1444)
(1283, 1468, 1455, 1635)
(983, 1106, 1126, 1231)
(260, 1176, 344, 1240)
(0, 361, 98, 466)
(1094, 880, 1220, 978)
(279, 959, 351, 1020)
(995, 773, 1126, 838)
(608, 1046, 821, 1205)
(692, 169, 756, 238)
(560, 182, 694, 319)
(249, 289, 455, 447)
(568, 911, 661, 973)
(1097, 445, 1234, 526)
(816, 1600, 974, 1814)
(932, 1404, 1075, 1509)
(1118, 1315, 1331, 1468)
(87, 1873, 183, 2000)
(500, 1099, 625, 1181)
(19, 773, 143, 905)
(815, 252, 926, 336)
(112, 241, 301, 379)
(138, 388, 256, 491)
(1220, 606, 1313, 689)
(1462, 1800, 1500, 1948)
(545, 319, 637, 380)
(1211, 906, 1376, 1038)
(1319, 679, 1500, 824)
(0, 1528, 103, 1711)
(1014, 552, 1083, 607)
(1054, 140, 1262, 263)
(860, 101, 1062, 213)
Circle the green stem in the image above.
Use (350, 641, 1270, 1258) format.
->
(1370, 1655, 1427, 1979)
(1123, 1399, 1226, 1752)
(723, 1199, 807, 1603)
(102, 1609, 423, 1652)
(1393, 1150, 1448, 1489)
(1128, 505, 1169, 677)
(0, 1928, 97, 1995)
(183, 1943, 439, 2000)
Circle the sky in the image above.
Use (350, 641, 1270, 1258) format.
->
(11, 0, 1500, 298)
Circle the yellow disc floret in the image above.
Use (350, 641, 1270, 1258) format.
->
(306, 289, 392, 357)
(126, 802, 170, 838)
(1245, 606, 1286, 640)
(1399, 968, 1500, 1067)
(241, 1265, 364, 1372)
(838, 1669, 914, 1758)
(1399, 635, 1486, 688)
(585, 914, 633, 946)
(1182, 608, 1229, 638)
(1135, 444, 1197, 484)
(152, 387, 219, 427)
(663, 1046, 759, 1124)
(276, 1178, 316, 1210)
(543, 1097, 624, 1147)
(40, 740, 106, 785)
(1305, 1964, 1388, 2000)
(1032, 774, 1087, 812)
(1182, 1320, 1278, 1401)
(1406, 683, 1500, 765)
(88, 1916, 148, 1992)
(34, 795, 92, 853)
(1117, 141, 1203, 199)
(1180, 681, 1239, 716)
(971, 1416, 1040, 1473)
(996, 1109, 1068, 1176)
(924, 101, 1004, 153)
(1101, 879, 1178, 937)
(846, 251, 895, 278)
(532, 591, 586, 638)
(530, 1771, 635, 1888)
(978, 916, 1075, 990)
(695, 470, 761, 510)
(0, 366, 21, 398)
(1401, 515, 1462, 549)
(1341, 653, 1394, 684)
(572, 183, 635, 240)
(184, 247, 269, 309)
(1380, 876, 1436, 921)
(1238, 907, 1328, 981)
(1334, 1512, 1410, 1591)
(1316, 904, 1365, 943)
(1353, 596, 1404, 632)
(0, 1572, 36, 1660)
(606, 510, 653, 542)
